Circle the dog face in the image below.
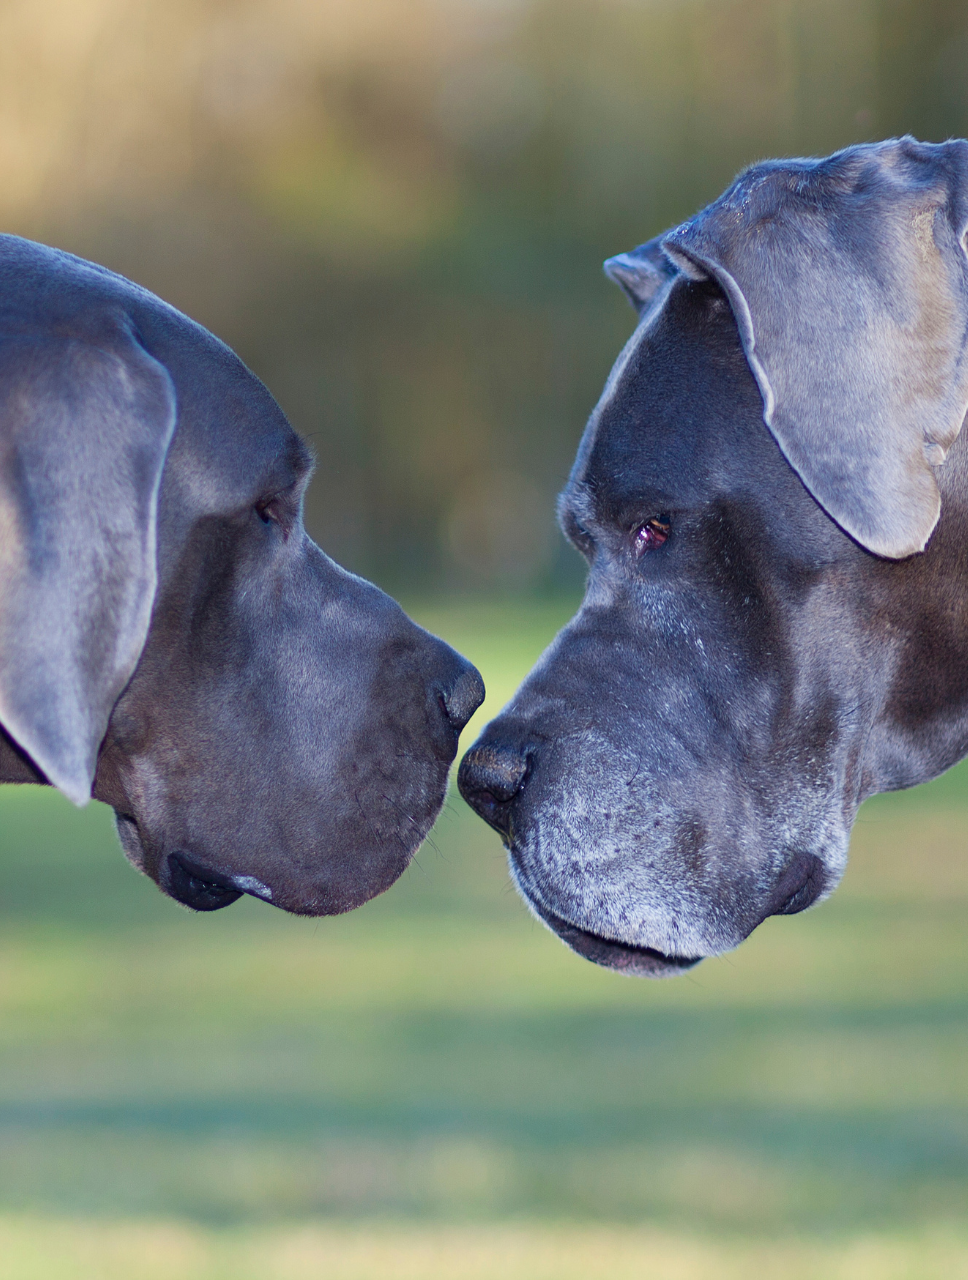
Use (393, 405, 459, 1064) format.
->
(0, 236, 482, 914)
(96, 393, 482, 916)
(460, 138, 968, 975)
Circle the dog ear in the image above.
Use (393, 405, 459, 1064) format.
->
(0, 317, 176, 803)
(604, 237, 679, 314)
(658, 137, 968, 559)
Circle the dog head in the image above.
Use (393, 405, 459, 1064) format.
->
(460, 138, 968, 974)
(0, 237, 483, 914)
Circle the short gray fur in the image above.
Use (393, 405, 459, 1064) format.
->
(659, 137, 968, 559)
(0, 312, 176, 803)
(0, 235, 483, 915)
(460, 137, 968, 977)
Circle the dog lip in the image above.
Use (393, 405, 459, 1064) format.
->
(166, 851, 243, 912)
(763, 850, 828, 919)
(232, 874, 273, 901)
(524, 893, 703, 978)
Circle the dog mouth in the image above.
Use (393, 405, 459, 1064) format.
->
(165, 853, 281, 911)
(523, 892, 702, 979)
(514, 848, 831, 977)
(165, 852, 244, 912)
(115, 815, 271, 913)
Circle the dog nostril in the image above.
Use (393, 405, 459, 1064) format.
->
(440, 665, 485, 733)
(457, 743, 529, 834)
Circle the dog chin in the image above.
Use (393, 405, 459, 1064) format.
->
(113, 809, 421, 916)
(508, 861, 704, 979)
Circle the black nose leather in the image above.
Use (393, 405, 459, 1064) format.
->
(458, 742, 529, 836)
(440, 663, 485, 733)
(167, 852, 243, 912)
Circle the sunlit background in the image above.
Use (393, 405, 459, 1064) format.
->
(1, 1, 968, 1277)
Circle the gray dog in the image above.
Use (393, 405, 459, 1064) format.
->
(0, 235, 483, 914)
(460, 136, 968, 976)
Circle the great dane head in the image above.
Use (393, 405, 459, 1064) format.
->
(460, 137, 968, 976)
(0, 235, 483, 914)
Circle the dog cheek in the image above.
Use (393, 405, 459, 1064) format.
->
(114, 811, 151, 876)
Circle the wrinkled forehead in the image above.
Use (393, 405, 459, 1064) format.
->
(565, 279, 767, 521)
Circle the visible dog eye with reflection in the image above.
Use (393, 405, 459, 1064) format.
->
(632, 515, 671, 555)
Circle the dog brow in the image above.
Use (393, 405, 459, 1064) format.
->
(287, 435, 315, 480)
(558, 482, 597, 529)
(267, 434, 315, 492)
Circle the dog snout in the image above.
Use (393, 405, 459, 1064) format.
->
(439, 660, 485, 733)
(458, 741, 530, 837)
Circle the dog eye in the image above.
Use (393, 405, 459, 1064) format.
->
(255, 497, 282, 527)
(632, 515, 671, 555)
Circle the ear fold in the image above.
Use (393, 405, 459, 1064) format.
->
(653, 137, 968, 559)
(604, 237, 679, 314)
(0, 315, 176, 803)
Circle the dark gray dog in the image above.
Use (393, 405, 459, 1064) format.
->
(0, 235, 483, 914)
(460, 137, 968, 976)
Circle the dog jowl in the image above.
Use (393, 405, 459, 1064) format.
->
(460, 136, 968, 976)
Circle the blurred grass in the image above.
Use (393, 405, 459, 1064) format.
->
(0, 596, 967, 1277)
(3, 1220, 968, 1280)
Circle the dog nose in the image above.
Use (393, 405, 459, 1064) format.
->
(458, 742, 529, 836)
(440, 661, 485, 733)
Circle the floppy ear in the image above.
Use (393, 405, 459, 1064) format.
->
(657, 137, 968, 559)
(604, 237, 679, 314)
(0, 315, 176, 803)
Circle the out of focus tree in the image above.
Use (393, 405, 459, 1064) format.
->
(0, 0, 965, 589)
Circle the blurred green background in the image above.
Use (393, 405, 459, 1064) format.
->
(2, 0, 966, 591)
(1, 601, 968, 1279)
(2, 0, 968, 1276)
